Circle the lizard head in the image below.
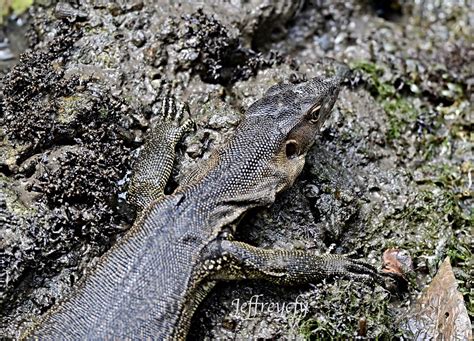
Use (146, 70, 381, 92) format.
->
(245, 66, 347, 161)
(205, 66, 348, 207)
(231, 66, 348, 193)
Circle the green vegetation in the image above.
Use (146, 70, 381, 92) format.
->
(0, 0, 33, 24)
(351, 61, 419, 141)
(350, 59, 473, 322)
(299, 281, 391, 339)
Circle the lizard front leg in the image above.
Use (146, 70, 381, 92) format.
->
(202, 239, 385, 286)
(128, 95, 193, 210)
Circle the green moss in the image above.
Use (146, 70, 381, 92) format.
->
(11, 0, 33, 14)
(371, 182, 471, 312)
(351, 61, 396, 98)
(447, 216, 473, 318)
(298, 281, 392, 339)
(351, 61, 418, 142)
(382, 97, 417, 140)
(99, 107, 109, 119)
(57, 95, 81, 124)
(1, 0, 33, 24)
(416, 162, 473, 202)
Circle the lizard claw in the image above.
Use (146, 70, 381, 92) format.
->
(175, 101, 190, 122)
(161, 95, 177, 121)
(152, 93, 193, 132)
(326, 256, 385, 286)
(179, 118, 195, 135)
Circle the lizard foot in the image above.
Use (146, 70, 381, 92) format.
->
(154, 94, 194, 136)
(207, 240, 385, 287)
(322, 255, 386, 286)
(129, 94, 194, 210)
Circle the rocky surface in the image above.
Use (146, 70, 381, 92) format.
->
(0, 0, 472, 339)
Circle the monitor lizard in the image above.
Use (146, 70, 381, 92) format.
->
(23, 66, 385, 339)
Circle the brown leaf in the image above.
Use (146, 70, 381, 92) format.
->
(402, 257, 472, 340)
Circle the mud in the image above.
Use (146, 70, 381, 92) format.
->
(0, 0, 472, 339)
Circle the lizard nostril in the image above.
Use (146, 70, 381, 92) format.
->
(285, 140, 299, 159)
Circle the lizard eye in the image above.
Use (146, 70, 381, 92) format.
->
(308, 104, 322, 124)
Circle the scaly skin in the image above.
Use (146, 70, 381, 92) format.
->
(24, 66, 384, 339)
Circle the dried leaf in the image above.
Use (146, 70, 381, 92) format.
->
(402, 257, 472, 340)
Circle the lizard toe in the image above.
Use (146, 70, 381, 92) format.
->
(179, 118, 195, 135)
(161, 95, 177, 121)
(339, 257, 384, 286)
